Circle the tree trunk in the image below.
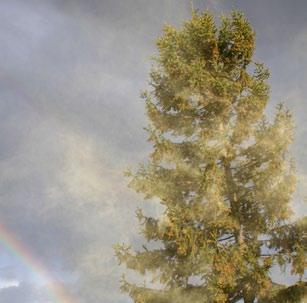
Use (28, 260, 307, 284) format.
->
(243, 294, 255, 303)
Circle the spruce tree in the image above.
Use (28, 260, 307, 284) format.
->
(115, 11, 306, 303)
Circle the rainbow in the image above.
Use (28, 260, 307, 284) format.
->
(0, 221, 76, 303)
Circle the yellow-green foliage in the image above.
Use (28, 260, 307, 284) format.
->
(115, 10, 306, 303)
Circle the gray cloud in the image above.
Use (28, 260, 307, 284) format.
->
(0, 283, 34, 303)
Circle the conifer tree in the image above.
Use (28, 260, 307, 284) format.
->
(115, 11, 306, 303)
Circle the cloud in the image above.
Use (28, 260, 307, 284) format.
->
(46, 132, 118, 206)
(292, 28, 307, 61)
(294, 173, 307, 217)
(0, 278, 19, 289)
(195, 0, 226, 12)
(0, 282, 34, 303)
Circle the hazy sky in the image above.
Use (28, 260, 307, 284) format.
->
(0, 1, 306, 302)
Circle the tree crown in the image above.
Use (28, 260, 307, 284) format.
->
(115, 10, 306, 303)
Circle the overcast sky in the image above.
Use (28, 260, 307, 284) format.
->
(0, 1, 306, 302)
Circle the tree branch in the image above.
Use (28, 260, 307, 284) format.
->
(218, 235, 235, 242)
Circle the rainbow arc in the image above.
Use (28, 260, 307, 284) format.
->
(0, 221, 76, 303)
